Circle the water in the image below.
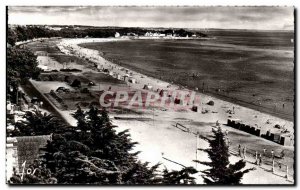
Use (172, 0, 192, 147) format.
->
(79, 30, 294, 121)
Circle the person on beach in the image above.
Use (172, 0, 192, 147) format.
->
(259, 154, 262, 166)
(271, 150, 274, 160)
(225, 129, 228, 136)
(238, 144, 242, 157)
(243, 146, 246, 159)
(227, 139, 231, 147)
(263, 148, 266, 157)
(255, 151, 258, 165)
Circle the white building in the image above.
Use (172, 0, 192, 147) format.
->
(6, 137, 18, 182)
(115, 32, 120, 38)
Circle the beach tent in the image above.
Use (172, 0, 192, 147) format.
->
(71, 79, 81, 88)
(207, 100, 214, 106)
(128, 78, 136, 84)
(117, 74, 122, 80)
(123, 75, 129, 81)
(159, 89, 165, 97)
(174, 98, 181, 104)
(97, 65, 102, 70)
(88, 82, 95, 86)
(192, 105, 198, 112)
(143, 84, 153, 90)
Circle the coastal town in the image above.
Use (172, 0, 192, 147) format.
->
(6, 6, 294, 185)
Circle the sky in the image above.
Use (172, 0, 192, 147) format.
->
(8, 6, 294, 30)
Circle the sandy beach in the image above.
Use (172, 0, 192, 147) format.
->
(57, 38, 294, 135)
(28, 38, 294, 184)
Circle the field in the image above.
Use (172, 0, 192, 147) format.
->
(79, 30, 294, 121)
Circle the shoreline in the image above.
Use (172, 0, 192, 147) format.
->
(98, 50, 293, 122)
(57, 38, 293, 133)
(78, 38, 294, 122)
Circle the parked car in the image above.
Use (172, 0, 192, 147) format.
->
(56, 87, 66, 92)
(56, 87, 70, 93)
(31, 97, 39, 104)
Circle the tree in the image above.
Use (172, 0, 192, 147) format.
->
(195, 127, 253, 184)
(11, 106, 200, 184)
(7, 47, 40, 103)
(38, 107, 162, 184)
(15, 26, 28, 42)
(7, 47, 41, 82)
(9, 110, 65, 137)
(162, 167, 197, 184)
(7, 28, 17, 46)
(40, 132, 123, 184)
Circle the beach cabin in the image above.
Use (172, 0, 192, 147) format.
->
(250, 126, 256, 135)
(280, 135, 293, 146)
(271, 133, 281, 143)
(255, 129, 261, 136)
(227, 118, 241, 127)
(244, 125, 251, 133)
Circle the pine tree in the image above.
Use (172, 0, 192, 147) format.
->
(121, 161, 161, 184)
(13, 106, 200, 184)
(39, 107, 162, 184)
(162, 167, 197, 184)
(72, 106, 89, 131)
(196, 127, 253, 184)
(9, 110, 65, 137)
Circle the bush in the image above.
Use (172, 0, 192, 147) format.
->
(60, 68, 82, 72)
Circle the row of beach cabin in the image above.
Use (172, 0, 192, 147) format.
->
(227, 119, 293, 146)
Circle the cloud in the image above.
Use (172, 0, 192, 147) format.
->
(8, 6, 294, 30)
